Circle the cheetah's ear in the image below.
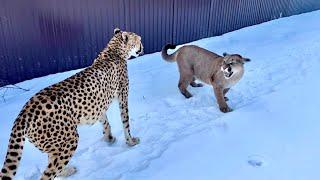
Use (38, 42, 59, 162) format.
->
(114, 28, 121, 34)
(122, 32, 129, 43)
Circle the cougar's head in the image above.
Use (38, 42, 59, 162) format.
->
(221, 52, 250, 79)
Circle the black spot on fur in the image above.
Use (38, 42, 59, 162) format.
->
(53, 158, 58, 165)
(13, 144, 20, 149)
(46, 104, 52, 109)
(2, 176, 12, 180)
(8, 165, 17, 170)
(9, 152, 18, 156)
(50, 96, 56, 101)
(1, 168, 8, 173)
(44, 172, 52, 176)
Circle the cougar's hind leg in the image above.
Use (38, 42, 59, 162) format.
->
(178, 73, 193, 98)
(190, 77, 203, 87)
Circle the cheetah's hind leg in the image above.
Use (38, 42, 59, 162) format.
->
(100, 114, 116, 144)
(57, 166, 77, 177)
(40, 137, 78, 180)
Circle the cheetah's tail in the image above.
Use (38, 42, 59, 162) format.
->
(0, 117, 26, 180)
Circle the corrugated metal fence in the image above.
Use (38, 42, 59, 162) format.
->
(1, 0, 320, 86)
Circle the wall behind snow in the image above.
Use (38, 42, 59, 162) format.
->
(1, 0, 319, 86)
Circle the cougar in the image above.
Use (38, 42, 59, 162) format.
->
(161, 44, 250, 113)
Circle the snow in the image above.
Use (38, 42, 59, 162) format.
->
(1, 10, 320, 180)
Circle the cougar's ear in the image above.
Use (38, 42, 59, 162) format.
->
(114, 28, 121, 34)
(223, 52, 229, 57)
(243, 58, 251, 62)
(222, 54, 229, 62)
(122, 32, 129, 43)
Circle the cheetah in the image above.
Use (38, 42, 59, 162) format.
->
(0, 28, 143, 180)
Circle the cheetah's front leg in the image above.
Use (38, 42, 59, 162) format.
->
(118, 90, 140, 146)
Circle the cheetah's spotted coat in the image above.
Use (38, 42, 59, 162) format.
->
(0, 28, 143, 180)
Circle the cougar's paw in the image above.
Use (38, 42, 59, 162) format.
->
(220, 106, 233, 113)
(196, 83, 204, 87)
(191, 82, 204, 87)
(58, 166, 77, 177)
(126, 137, 140, 146)
(182, 92, 193, 99)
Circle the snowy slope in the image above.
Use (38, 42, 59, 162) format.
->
(1, 10, 320, 180)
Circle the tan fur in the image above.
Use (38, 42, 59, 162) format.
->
(162, 44, 250, 113)
(0, 28, 143, 180)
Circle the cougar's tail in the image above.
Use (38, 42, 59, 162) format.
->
(0, 117, 26, 180)
(161, 44, 178, 62)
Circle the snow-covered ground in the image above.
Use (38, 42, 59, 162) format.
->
(1, 10, 320, 180)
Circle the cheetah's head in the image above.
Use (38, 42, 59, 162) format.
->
(114, 28, 144, 59)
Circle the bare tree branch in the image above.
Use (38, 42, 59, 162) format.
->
(0, 83, 30, 102)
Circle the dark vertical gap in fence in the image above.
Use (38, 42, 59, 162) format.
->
(171, 0, 175, 44)
(229, 0, 236, 33)
(206, 0, 214, 37)
(7, 1, 19, 83)
(187, 0, 192, 42)
(0, 1, 8, 83)
(189, 0, 194, 41)
(172, 0, 176, 44)
(55, 0, 62, 73)
(152, 0, 156, 52)
(259, 0, 267, 21)
(200, 0, 205, 39)
(222, 0, 228, 35)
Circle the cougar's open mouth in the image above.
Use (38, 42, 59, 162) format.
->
(221, 65, 233, 79)
(226, 71, 233, 78)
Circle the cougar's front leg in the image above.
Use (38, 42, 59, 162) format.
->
(223, 88, 230, 101)
(213, 86, 232, 113)
(118, 85, 140, 146)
